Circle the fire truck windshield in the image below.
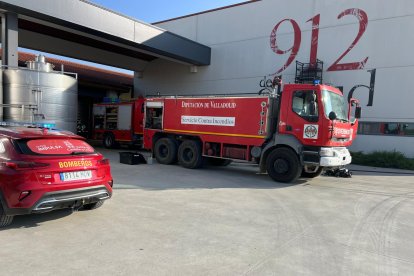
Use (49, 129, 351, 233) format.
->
(322, 90, 347, 121)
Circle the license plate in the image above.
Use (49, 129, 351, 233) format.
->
(60, 170, 92, 182)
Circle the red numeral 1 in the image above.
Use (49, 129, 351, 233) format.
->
(307, 14, 320, 67)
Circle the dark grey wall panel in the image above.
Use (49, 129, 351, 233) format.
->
(0, 0, 211, 67)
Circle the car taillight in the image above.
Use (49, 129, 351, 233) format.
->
(97, 158, 110, 166)
(97, 159, 110, 178)
(1, 161, 50, 170)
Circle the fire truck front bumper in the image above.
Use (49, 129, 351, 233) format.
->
(319, 147, 352, 167)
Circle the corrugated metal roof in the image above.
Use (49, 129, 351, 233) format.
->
(1, 51, 134, 89)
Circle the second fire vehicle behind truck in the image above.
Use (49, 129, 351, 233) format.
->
(92, 98, 145, 148)
(92, 80, 361, 183)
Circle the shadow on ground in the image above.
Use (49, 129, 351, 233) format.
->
(1, 209, 73, 230)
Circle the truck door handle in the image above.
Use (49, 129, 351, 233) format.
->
(286, 125, 292, 131)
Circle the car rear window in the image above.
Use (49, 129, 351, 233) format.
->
(17, 139, 95, 155)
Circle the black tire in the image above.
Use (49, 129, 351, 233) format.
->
(154, 138, 178, 164)
(301, 167, 323, 178)
(0, 204, 13, 227)
(266, 147, 301, 183)
(178, 140, 203, 169)
(82, 200, 104, 210)
(103, 133, 116, 149)
(207, 158, 232, 166)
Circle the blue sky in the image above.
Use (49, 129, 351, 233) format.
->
(22, 0, 246, 74)
(90, 0, 247, 23)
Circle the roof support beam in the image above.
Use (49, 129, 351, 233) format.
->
(0, 0, 211, 67)
(1, 12, 18, 67)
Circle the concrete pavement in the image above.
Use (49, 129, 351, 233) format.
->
(0, 147, 413, 275)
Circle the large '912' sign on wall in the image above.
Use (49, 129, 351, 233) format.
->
(270, 8, 368, 74)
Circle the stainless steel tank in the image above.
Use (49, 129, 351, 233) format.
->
(3, 55, 78, 132)
(26, 55, 54, 72)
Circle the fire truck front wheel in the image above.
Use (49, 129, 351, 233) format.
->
(301, 167, 323, 178)
(178, 140, 203, 169)
(154, 138, 178, 165)
(266, 148, 301, 183)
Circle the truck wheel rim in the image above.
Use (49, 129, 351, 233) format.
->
(159, 145, 168, 157)
(274, 159, 289, 174)
(105, 136, 112, 146)
(183, 148, 193, 161)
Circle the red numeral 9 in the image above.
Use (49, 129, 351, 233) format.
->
(270, 19, 301, 75)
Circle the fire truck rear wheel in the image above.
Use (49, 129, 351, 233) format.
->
(178, 140, 203, 169)
(266, 148, 301, 183)
(154, 138, 178, 164)
(103, 133, 116, 149)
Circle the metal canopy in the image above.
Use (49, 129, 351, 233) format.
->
(0, 0, 211, 71)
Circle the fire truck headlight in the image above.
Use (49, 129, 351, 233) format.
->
(320, 147, 335, 157)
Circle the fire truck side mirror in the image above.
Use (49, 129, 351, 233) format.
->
(355, 106, 362, 119)
(329, 111, 337, 121)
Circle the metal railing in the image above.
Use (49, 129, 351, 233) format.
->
(0, 65, 78, 79)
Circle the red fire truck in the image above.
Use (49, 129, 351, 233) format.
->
(92, 98, 145, 148)
(142, 78, 361, 183)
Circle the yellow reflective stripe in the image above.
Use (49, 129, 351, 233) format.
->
(164, 129, 265, 139)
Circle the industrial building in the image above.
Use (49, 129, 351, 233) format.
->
(0, 0, 413, 157)
(136, 0, 414, 157)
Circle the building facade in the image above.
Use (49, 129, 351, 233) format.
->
(134, 0, 414, 157)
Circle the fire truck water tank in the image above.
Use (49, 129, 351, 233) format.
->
(2, 55, 78, 132)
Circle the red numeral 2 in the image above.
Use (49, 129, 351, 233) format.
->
(327, 9, 369, 71)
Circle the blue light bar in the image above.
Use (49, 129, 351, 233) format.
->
(37, 122, 56, 128)
(0, 121, 56, 128)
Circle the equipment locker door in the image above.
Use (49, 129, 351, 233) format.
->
(145, 101, 164, 130)
(118, 104, 133, 130)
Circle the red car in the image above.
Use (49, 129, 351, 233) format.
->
(0, 126, 113, 227)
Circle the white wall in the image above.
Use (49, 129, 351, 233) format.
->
(350, 135, 414, 157)
(138, 0, 414, 156)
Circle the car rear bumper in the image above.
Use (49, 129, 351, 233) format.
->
(2, 185, 112, 216)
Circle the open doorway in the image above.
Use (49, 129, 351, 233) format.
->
(145, 105, 163, 129)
